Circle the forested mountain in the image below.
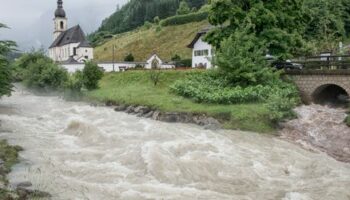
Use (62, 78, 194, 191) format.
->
(97, 0, 207, 35)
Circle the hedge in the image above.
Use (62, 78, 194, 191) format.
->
(160, 12, 208, 27)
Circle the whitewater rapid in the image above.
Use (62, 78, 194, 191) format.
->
(0, 88, 349, 200)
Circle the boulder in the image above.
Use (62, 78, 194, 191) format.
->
(125, 106, 136, 114)
(143, 111, 154, 118)
(134, 106, 151, 115)
(152, 111, 161, 120)
(114, 105, 127, 112)
(193, 116, 221, 130)
(16, 181, 33, 189)
(158, 112, 179, 123)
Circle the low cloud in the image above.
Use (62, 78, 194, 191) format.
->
(0, 0, 126, 50)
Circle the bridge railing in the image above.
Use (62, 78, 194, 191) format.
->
(294, 55, 350, 70)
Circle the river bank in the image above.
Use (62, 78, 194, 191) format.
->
(0, 123, 50, 199)
(280, 104, 350, 163)
(86, 71, 275, 133)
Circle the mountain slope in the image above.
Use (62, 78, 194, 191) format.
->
(97, 0, 207, 35)
(94, 20, 209, 62)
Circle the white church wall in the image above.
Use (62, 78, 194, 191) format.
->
(76, 47, 94, 61)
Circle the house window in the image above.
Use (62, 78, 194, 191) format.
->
(85, 56, 88, 59)
(194, 49, 209, 56)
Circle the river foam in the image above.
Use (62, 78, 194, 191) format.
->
(0, 88, 349, 199)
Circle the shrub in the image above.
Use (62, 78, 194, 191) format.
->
(82, 61, 104, 90)
(144, 21, 152, 29)
(265, 85, 300, 123)
(177, 1, 191, 15)
(160, 12, 208, 27)
(0, 57, 12, 97)
(64, 71, 84, 100)
(155, 25, 162, 32)
(23, 57, 68, 91)
(149, 70, 162, 86)
(345, 115, 350, 127)
(171, 71, 300, 122)
(124, 53, 134, 62)
(11, 50, 47, 81)
(153, 16, 160, 24)
(215, 30, 278, 86)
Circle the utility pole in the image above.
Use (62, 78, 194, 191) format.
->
(112, 44, 116, 72)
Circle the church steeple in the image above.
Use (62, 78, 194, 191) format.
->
(55, 0, 66, 18)
(53, 0, 67, 41)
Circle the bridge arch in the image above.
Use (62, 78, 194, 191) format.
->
(312, 84, 349, 105)
(286, 71, 350, 105)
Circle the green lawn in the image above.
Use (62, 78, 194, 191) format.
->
(86, 70, 275, 133)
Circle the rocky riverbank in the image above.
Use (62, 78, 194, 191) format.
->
(279, 104, 350, 163)
(0, 124, 50, 199)
(105, 101, 222, 130)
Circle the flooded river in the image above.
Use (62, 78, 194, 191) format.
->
(0, 88, 349, 200)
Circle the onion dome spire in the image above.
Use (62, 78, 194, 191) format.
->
(55, 0, 66, 18)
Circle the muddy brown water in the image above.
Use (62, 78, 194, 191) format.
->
(0, 88, 349, 200)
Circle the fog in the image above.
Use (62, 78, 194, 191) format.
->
(0, 0, 127, 51)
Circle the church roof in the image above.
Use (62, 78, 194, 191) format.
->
(78, 40, 92, 48)
(49, 25, 90, 48)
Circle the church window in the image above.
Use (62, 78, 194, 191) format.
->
(60, 21, 64, 29)
(73, 47, 77, 56)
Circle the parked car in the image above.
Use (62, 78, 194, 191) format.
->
(265, 55, 303, 70)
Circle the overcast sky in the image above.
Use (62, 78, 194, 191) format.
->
(0, 0, 127, 51)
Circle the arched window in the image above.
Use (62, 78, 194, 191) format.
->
(60, 21, 64, 29)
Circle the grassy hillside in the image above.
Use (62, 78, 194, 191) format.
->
(94, 20, 209, 62)
(86, 71, 275, 133)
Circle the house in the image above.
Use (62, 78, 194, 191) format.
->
(145, 54, 175, 69)
(187, 28, 214, 69)
(48, 0, 93, 63)
(61, 54, 175, 73)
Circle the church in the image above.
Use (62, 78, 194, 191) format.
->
(48, 0, 93, 63)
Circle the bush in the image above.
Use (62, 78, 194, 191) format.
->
(82, 61, 104, 90)
(171, 71, 300, 122)
(144, 21, 152, 29)
(124, 53, 135, 62)
(153, 16, 160, 24)
(0, 57, 12, 97)
(23, 57, 68, 91)
(177, 1, 191, 15)
(64, 71, 84, 100)
(215, 30, 278, 86)
(11, 50, 47, 81)
(345, 115, 350, 127)
(160, 12, 208, 27)
(265, 86, 300, 123)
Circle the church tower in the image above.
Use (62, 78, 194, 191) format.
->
(53, 0, 67, 41)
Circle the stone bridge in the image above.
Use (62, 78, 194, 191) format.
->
(286, 70, 350, 104)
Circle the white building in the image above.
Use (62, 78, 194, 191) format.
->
(188, 28, 214, 69)
(61, 54, 175, 73)
(48, 0, 93, 63)
(145, 54, 175, 69)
